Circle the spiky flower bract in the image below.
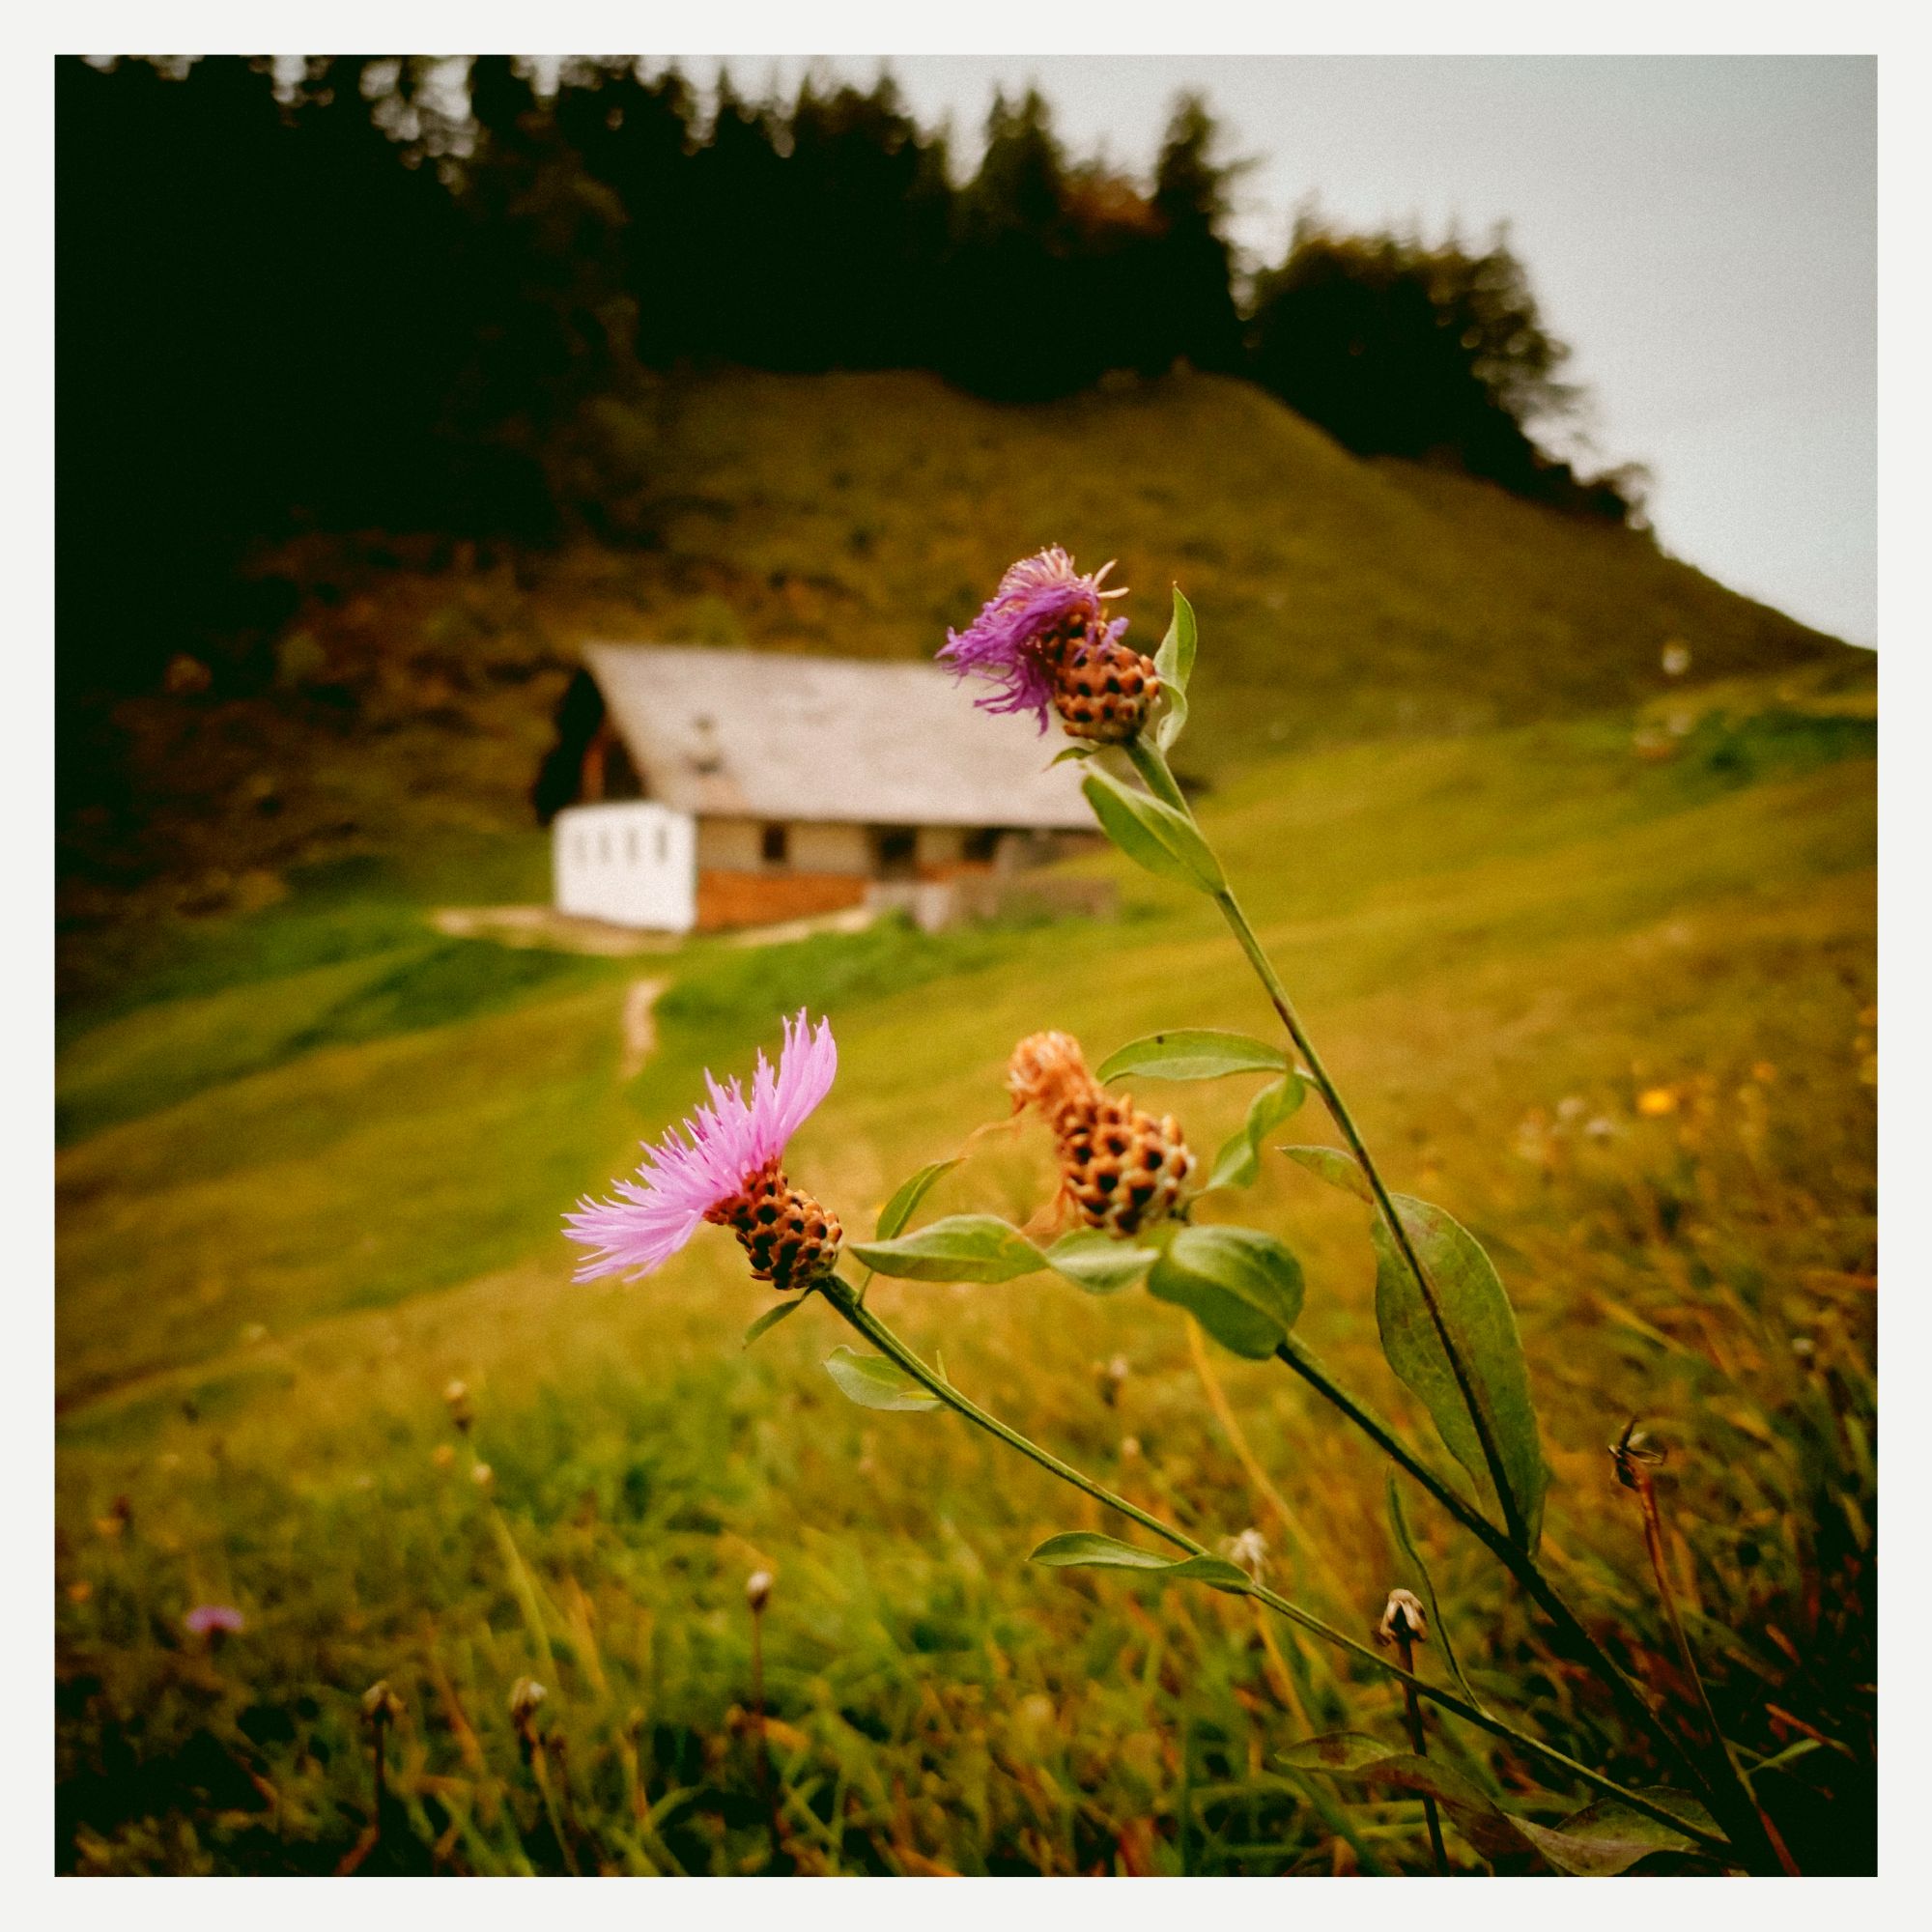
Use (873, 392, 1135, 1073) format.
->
(565, 1009, 839, 1287)
(939, 546, 1130, 732)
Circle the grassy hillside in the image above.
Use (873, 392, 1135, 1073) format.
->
(55, 658, 1875, 1873)
(60, 368, 1856, 1005)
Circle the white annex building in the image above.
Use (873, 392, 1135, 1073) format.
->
(551, 643, 1102, 934)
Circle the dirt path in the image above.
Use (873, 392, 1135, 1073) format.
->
(620, 977, 668, 1079)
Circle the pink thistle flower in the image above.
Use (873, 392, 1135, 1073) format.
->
(564, 1009, 841, 1289)
(185, 1604, 245, 1637)
(939, 546, 1129, 732)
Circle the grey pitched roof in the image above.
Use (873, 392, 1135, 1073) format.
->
(582, 642, 1097, 830)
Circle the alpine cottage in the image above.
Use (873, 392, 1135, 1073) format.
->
(546, 643, 1106, 934)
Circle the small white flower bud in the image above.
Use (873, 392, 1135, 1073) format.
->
(361, 1679, 404, 1726)
(443, 1378, 473, 1433)
(746, 1570, 774, 1613)
(508, 1676, 547, 1732)
(1378, 1588, 1428, 1646)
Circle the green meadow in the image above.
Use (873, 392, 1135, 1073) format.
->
(55, 655, 1875, 1873)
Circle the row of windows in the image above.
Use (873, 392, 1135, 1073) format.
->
(569, 823, 1013, 870)
(571, 822, 674, 867)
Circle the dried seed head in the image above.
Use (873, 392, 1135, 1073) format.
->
(1378, 1588, 1429, 1647)
(1007, 1031, 1096, 1134)
(1225, 1528, 1270, 1583)
(746, 1569, 774, 1613)
(1610, 1418, 1665, 1491)
(1007, 1032, 1194, 1236)
(508, 1676, 548, 1736)
(443, 1378, 473, 1433)
(361, 1679, 404, 1726)
(704, 1156, 842, 1292)
(1048, 629, 1162, 744)
(1058, 1091, 1195, 1237)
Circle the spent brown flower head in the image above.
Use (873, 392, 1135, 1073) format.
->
(1008, 1031, 1194, 1236)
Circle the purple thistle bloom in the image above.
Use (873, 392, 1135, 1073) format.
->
(564, 1009, 838, 1282)
(939, 546, 1129, 732)
(185, 1604, 245, 1636)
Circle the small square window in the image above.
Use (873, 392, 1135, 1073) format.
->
(760, 824, 789, 866)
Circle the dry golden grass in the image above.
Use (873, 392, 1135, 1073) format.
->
(57, 668, 1873, 1872)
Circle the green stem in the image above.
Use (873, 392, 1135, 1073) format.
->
(814, 1275, 1735, 1861)
(1277, 1338, 1696, 1765)
(1119, 730, 1774, 1869)
(1129, 734, 1525, 1547)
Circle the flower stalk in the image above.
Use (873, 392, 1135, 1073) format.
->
(1612, 1425, 1802, 1875)
(812, 1273, 1734, 1861)
(1123, 731, 1528, 1548)
(1379, 1592, 1448, 1874)
(1115, 730, 1782, 1873)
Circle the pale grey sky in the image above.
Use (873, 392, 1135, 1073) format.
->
(680, 54, 1877, 646)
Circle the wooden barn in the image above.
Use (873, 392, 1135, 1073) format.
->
(547, 643, 1104, 933)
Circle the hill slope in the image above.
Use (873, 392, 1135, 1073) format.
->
(55, 668, 1875, 1872)
(60, 368, 1857, 1002)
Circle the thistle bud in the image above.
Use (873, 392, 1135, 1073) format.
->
(1378, 1588, 1428, 1647)
(746, 1569, 774, 1613)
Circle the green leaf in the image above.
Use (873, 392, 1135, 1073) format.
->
(742, 1297, 806, 1350)
(1152, 589, 1194, 751)
(1153, 586, 1197, 695)
(1030, 1531, 1251, 1595)
(1352, 1755, 1529, 1861)
(1154, 682, 1188, 753)
(1511, 1794, 1705, 1875)
(1095, 1029, 1287, 1084)
(1385, 1474, 1487, 1715)
(1282, 1743, 1528, 1862)
(1081, 768, 1224, 894)
(1047, 744, 1099, 767)
(822, 1347, 941, 1412)
(873, 1158, 963, 1241)
(1282, 1144, 1373, 1203)
(849, 1213, 1046, 1283)
(1277, 1732, 1396, 1773)
(1373, 1195, 1547, 1548)
(1206, 1074, 1306, 1190)
(1043, 1229, 1159, 1294)
(1147, 1224, 1304, 1359)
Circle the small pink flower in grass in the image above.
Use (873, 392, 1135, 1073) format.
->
(185, 1604, 245, 1638)
(564, 1009, 843, 1292)
(939, 546, 1138, 734)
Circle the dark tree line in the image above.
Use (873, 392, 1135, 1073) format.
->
(57, 53, 1636, 763)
